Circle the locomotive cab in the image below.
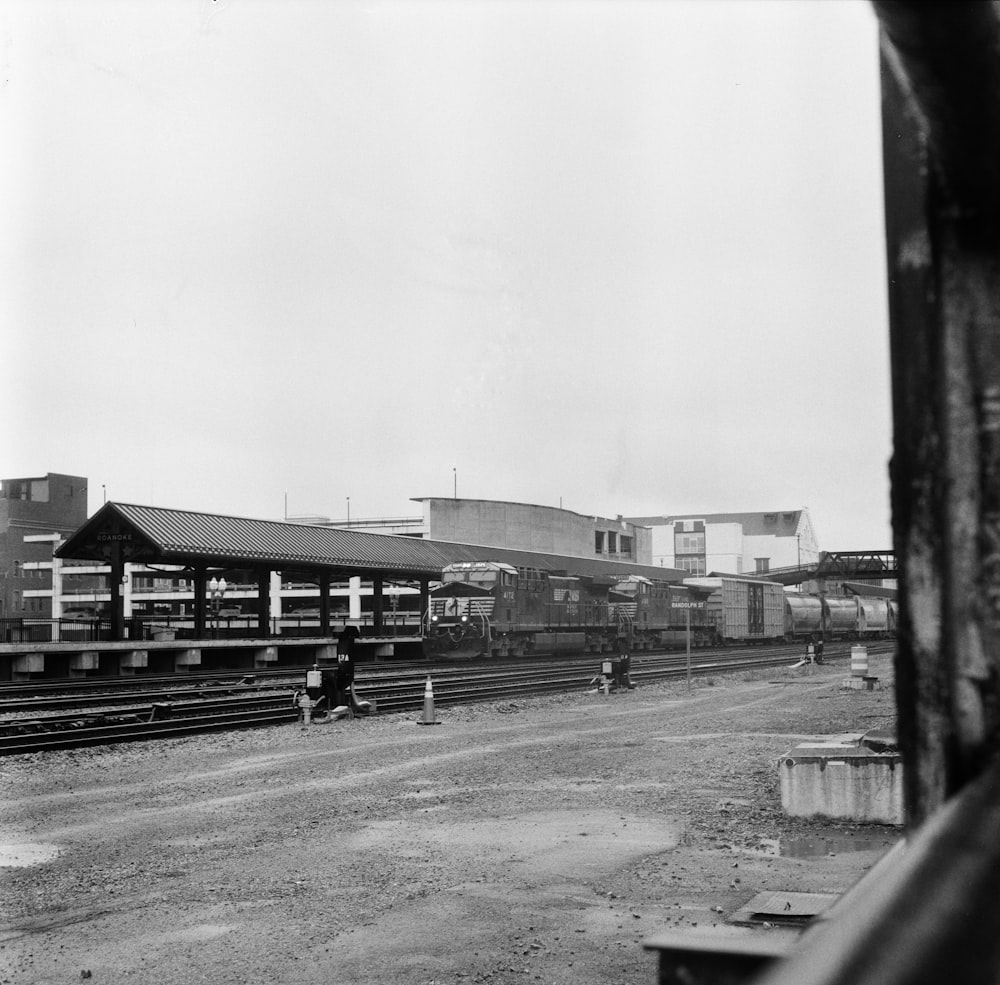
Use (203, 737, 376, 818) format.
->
(425, 561, 518, 658)
(610, 575, 653, 620)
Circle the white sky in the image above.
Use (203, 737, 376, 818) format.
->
(2, 0, 892, 549)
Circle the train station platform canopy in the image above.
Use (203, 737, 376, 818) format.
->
(55, 502, 688, 639)
(56, 502, 689, 583)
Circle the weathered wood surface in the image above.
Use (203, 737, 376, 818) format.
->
(875, 0, 1000, 825)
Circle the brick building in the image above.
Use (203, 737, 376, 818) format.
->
(0, 473, 89, 619)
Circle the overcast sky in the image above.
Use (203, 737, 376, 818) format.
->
(3, 0, 892, 549)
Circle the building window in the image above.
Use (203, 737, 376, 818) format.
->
(677, 557, 706, 576)
(675, 531, 705, 554)
(608, 532, 618, 553)
(619, 535, 632, 557)
(755, 558, 770, 573)
(595, 532, 605, 555)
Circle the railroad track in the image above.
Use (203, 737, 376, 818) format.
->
(0, 642, 892, 755)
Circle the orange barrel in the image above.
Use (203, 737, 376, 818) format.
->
(850, 645, 869, 677)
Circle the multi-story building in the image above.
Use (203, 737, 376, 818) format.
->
(625, 510, 820, 577)
(296, 498, 652, 564)
(0, 473, 89, 621)
(413, 498, 650, 563)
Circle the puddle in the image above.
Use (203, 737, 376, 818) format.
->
(780, 831, 899, 858)
(0, 842, 63, 867)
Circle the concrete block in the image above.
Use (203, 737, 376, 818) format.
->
(255, 645, 279, 666)
(13, 653, 45, 675)
(174, 648, 202, 668)
(69, 652, 99, 671)
(121, 650, 148, 669)
(314, 643, 338, 663)
(779, 737, 904, 826)
(843, 676, 880, 691)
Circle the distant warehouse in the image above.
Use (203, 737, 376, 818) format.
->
(623, 510, 820, 577)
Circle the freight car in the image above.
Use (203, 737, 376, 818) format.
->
(682, 577, 786, 644)
(424, 561, 716, 659)
(782, 592, 897, 641)
(783, 593, 825, 641)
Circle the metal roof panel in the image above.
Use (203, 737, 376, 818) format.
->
(56, 502, 688, 583)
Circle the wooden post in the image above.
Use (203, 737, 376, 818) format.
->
(875, 1, 1000, 824)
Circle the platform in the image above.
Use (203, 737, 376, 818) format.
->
(0, 635, 424, 679)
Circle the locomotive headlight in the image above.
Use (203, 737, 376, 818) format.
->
(460, 615, 469, 623)
(431, 615, 439, 623)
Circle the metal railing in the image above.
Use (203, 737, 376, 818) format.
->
(0, 613, 425, 645)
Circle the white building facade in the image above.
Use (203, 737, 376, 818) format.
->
(627, 510, 820, 577)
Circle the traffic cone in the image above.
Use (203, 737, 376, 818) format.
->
(418, 676, 441, 725)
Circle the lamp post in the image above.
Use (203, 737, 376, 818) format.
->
(453, 467, 457, 499)
(797, 534, 801, 570)
(209, 576, 228, 637)
(346, 497, 350, 528)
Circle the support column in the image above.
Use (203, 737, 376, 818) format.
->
(256, 569, 270, 636)
(193, 567, 208, 639)
(109, 545, 125, 642)
(269, 570, 283, 623)
(319, 571, 332, 634)
(419, 579, 430, 633)
(372, 573, 384, 634)
(876, 3, 1000, 822)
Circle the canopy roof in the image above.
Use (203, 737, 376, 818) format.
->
(56, 502, 688, 584)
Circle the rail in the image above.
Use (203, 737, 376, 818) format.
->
(0, 643, 848, 755)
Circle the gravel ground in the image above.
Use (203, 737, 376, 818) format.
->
(0, 653, 899, 985)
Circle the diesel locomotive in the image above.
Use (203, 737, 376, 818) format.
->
(424, 561, 895, 658)
(426, 562, 744, 658)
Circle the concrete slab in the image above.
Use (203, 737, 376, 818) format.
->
(779, 736, 904, 825)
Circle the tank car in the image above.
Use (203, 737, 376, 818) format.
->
(823, 595, 862, 638)
(858, 596, 892, 638)
(783, 593, 825, 642)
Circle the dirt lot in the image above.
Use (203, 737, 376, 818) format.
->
(0, 653, 899, 985)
